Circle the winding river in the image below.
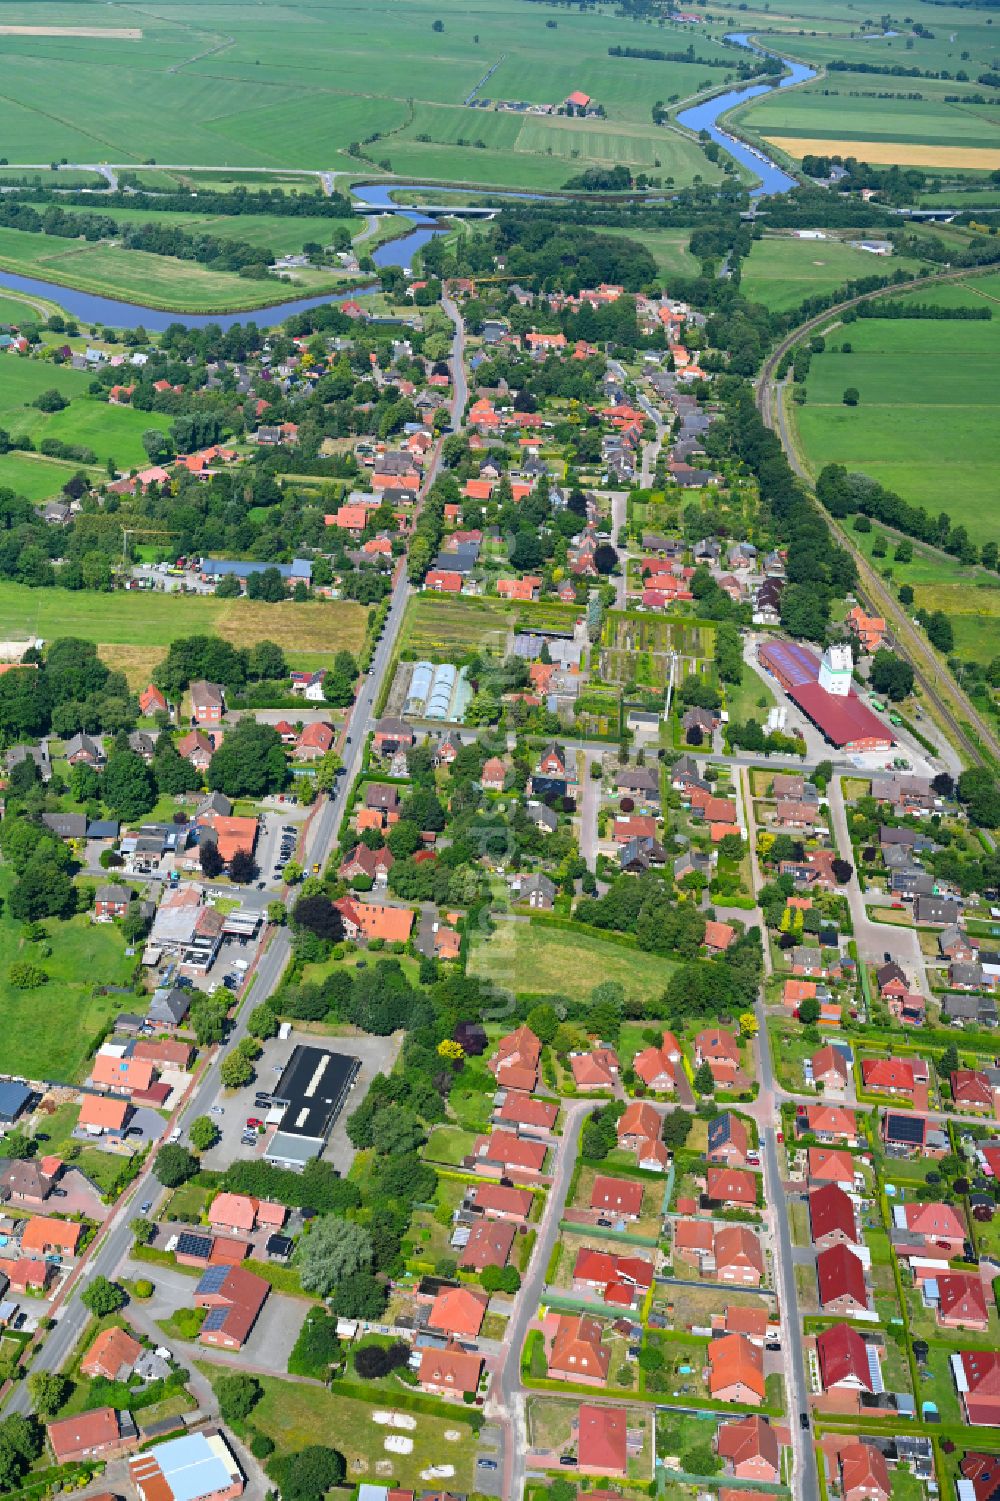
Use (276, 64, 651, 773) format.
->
(0, 37, 811, 327)
(678, 33, 817, 196)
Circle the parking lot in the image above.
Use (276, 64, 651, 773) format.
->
(197, 1026, 402, 1175)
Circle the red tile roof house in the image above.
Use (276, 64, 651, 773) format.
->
(952, 1068, 994, 1112)
(955, 1350, 1000, 1425)
(809, 1183, 859, 1250)
(9, 1257, 51, 1293)
(713, 1225, 765, 1286)
(693, 1027, 742, 1086)
(495, 1092, 558, 1134)
(817, 1243, 869, 1314)
(707, 1111, 749, 1166)
(489, 1025, 541, 1093)
(632, 1041, 679, 1093)
(459, 1219, 516, 1272)
(803, 1105, 859, 1145)
(591, 1176, 643, 1220)
(470, 1184, 533, 1222)
(811, 1045, 849, 1092)
(704, 919, 736, 954)
(808, 1147, 857, 1187)
(841, 1442, 891, 1501)
(716, 1416, 780, 1482)
(547, 1314, 610, 1386)
(208, 1193, 285, 1237)
(295, 721, 336, 760)
(860, 1057, 920, 1098)
(570, 1047, 619, 1091)
(895, 1200, 966, 1255)
(817, 1322, 874, 1393)
(81, 1326, 142, 1381)
(705, 1167, 758, 1210)
(480, 756, 508, 792)
(617, 1101, 668, 1169)
(339, 843, 394, 884)
(140, 683, 168, 716)
(473, 1129, 547, 1180)
(577, 1404, 627, 1477)
(572, 1248, 653, 1305)
(708, 1332, 765, 1405)
(428, 1285, 489, 1339)
(672, 1217, 715, 1275)
(419, 1343, 483, 1400)
(935, 1271, 989, 1331)
(425, 569, 463, 593)
(47, 1408, 132, 1464)
(195, 1264, 270, 1349)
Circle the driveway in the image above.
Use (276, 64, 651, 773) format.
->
(197, 1026, 402, 1175)
(122, 1258, 307, 1376)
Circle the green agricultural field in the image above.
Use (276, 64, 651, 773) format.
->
(0, 578, 366, 657)
(0, 224, 355, 313)
(67, 204, 360, 258)
(742, 235, 927, 313)
(468, 921, 676, 1003)
(0, 452, 100, 502)
(0, 869, 133, 1082)
(0, 358, 173, 469)
(793, 276, 1000, 541)
(0, 293, 46, 324)
(399, 592, 579, 660)
(0, 0, 741, 183)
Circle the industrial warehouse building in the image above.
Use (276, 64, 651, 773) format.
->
(264, 1043, 361, 1169)
(757, 640, 893, 753)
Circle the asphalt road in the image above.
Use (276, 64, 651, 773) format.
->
(7, 297, 468, 1419)
(494, 1102, 588, 1501)
(756, 1006, 819, 1501)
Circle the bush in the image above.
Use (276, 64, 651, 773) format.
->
(133, 1278, 154, 1299)
(250, 1431, 275, 1459)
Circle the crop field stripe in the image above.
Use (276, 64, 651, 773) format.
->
(763, 136, 1000, 169)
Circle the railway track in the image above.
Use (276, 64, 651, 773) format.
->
(755, 268, 1000, 771)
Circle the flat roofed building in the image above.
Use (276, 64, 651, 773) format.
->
(129, 1429, 244, 1501)
(264, 1044, 360, 1170)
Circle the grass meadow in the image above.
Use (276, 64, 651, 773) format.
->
(0, 869, 134, 1082)
(0, 357, 173, 469)
(792, 276, 1000, 541)
(741, 234, 927, 313)
(468, 921, 676, 1004)
(0, 578, 366, 658)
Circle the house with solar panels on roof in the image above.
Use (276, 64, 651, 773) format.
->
(193, 1264, 269, 1349)
(757, 639, 893, 752)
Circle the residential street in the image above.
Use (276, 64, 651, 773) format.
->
(4, 295, 468, 1427)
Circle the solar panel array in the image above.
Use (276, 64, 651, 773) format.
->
(176, 1232, 212, 1259)
(195, 1264, 229, 1295)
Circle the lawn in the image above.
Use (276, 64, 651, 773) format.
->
(0, 868, 134, 1082)
(741, 234, 926, 314)
(600, 227, 699, 283)
(0, 578, 365, 656)
(213, 1371, 476, 1492)
(793, 276, 1000, 542)
(423, 1124, 479, 1167)
(468, 921, 676, 1005)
